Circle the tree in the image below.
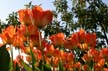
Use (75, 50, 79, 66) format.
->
(44, 0, 108, 48)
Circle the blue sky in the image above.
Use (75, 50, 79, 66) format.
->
(0, 0, 54, 21)
(0, 0, 108, 21)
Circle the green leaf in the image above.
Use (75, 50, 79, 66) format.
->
(38, 60, 52, 71)
(15, 64, 20, 71)
(59, 60, 64, 71)
(30, 47, 36, 71)
(9, 59, 20, 71)
(43, 64, 52, 71)
(0, 45, 10, 71)
(21, 60, 32, 71)
(105, 62, 108, 68)
(9, 58, 14, 71)
(35, 67, 40, 71)
(38, 60, 43, 71)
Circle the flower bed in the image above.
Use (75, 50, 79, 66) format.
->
(0, 5, 108, 71)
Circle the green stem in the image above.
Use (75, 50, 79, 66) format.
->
(38, 29, 45, 71)
(10, 45, 14, 71)
(39, 30, 43, 58)
(26, 26, 35, 71)
(39, 30, 42, 50)
(30, 47, 35, 71)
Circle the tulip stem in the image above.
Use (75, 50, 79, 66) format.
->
(39, 29, 44, 59)
(10, 45, 14, 71)
(26, 26, 36, 71)
(39, 29, 45, 70)
(39, 30, 42, 50)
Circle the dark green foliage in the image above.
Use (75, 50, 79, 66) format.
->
(21, 60, 32, 71)
(15, 63, 20, 71)
(44, 0, 108, 47)
(6, 12, 20, 26)
(72, 0, 108, 47)
(30, 46, 36, 71)
(38, 60, 51, 71)
(0, 45, 10, 71)
(0, 20, 8, 33)
(43, 64, 52, 71)
(59, 61, 64, 71)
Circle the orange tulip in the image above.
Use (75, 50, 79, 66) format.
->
(82, 65, 88, 71)
(93, 55, 103, 63)
(104, 68, 108, 71)
(64, 38, 74, 50)
(12, 32, 26, 48)
(88, 48, 99, 58)
(73, 62, 81, 69)
(86, 33, 96, 47)
(0, 25, 15, 44)
(17, 25, 26, 35)
(65, 52, 74, 64)
(94, 64, 103, 71)
(78, 43, 88, 50)
(32, 5, 53, 29)
(18, 9, 32, 26)
(30, 31, 42, 47)
(17, 24, 38, 37)
(59, 50, 66, 61)
(49, 33, 65, 46)
(44, 44, 55, 56)
(82, 54, 91, 62)
(97, 58, 105, 67)
(33, 48, 42, 61)
(52, 56, 59, 67)
(78, 28, 86, 43)
(64, 33, 78, 50)
(101, 48, 108, 58)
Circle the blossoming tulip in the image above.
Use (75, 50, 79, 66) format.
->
(18, 9, 32, 26)
(0, 25, 15, 44)
(32, 5, 53, 29)
(49, 33, 65, 46)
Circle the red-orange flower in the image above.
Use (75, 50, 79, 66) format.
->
(97, 58, 105, 67)
(52, 57, 59, 67)
(82, 54, 91, 62)
(94, 63, 103, 71)
(18, 24, 38, 36)
(59, 50, 66, 61)
(82, 65, 88, 71)
(100, 48, 108, 59)
(65, 52, 74, 64)
(88, 48, 99, 58)
(104, 68, 108, 71)
(78, 28, 86, 43)
(73, 62, 81, 69)
(49, 33, 65, 46)
(32, 5, 53, 29)
(78, 43, 88, 50)
(0, 25, 15, 44)
(44, 44, 55, 56)
(64, 33, 78, 50)
(12, 32, 26, 48)
(33, 48, 42, 61)
(30, 31, 41, 47)
(53, 48, 60, 57)
(86, 33, 96, 47)
(18, 9, 32, 26)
